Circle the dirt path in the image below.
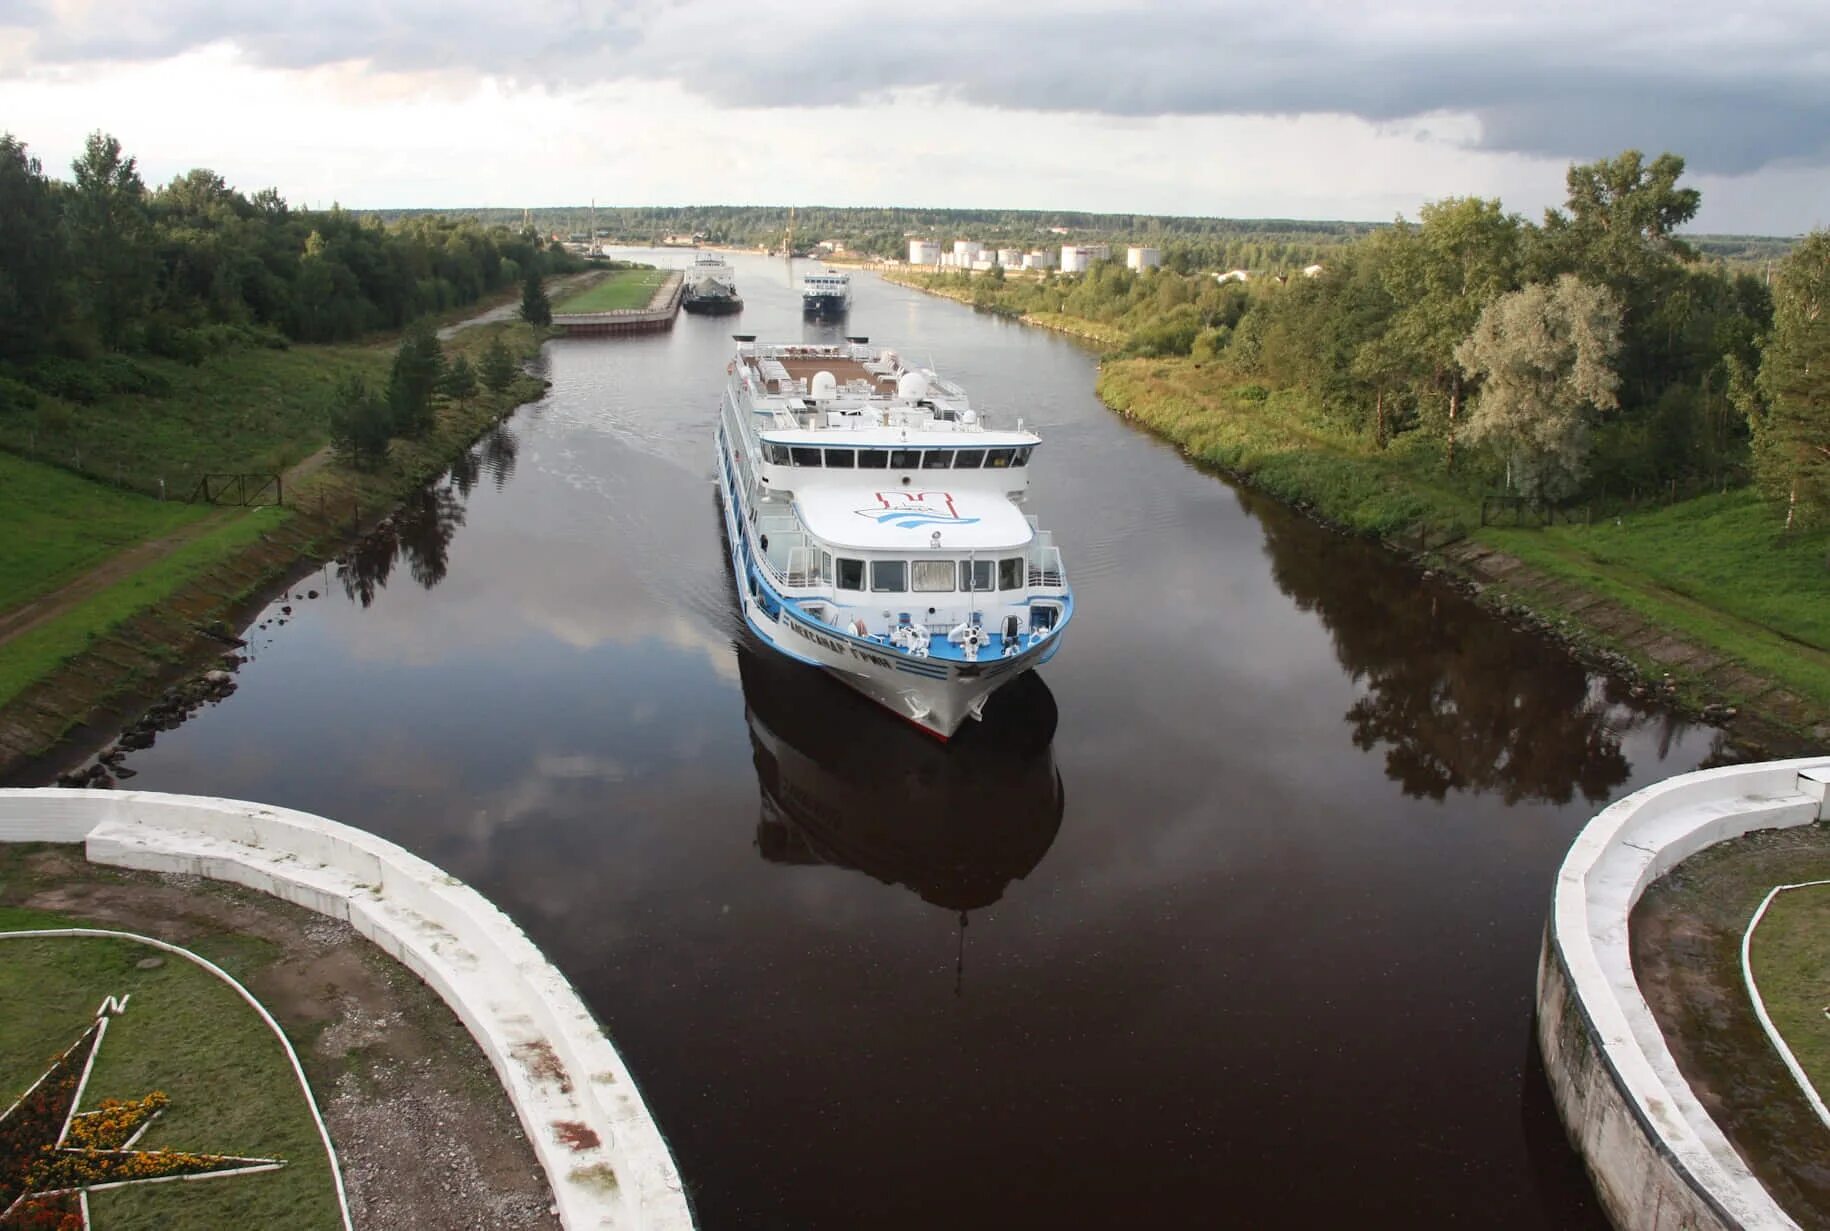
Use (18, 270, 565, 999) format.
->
(0, 510, 236, 648)
(437, 271, 599, 341)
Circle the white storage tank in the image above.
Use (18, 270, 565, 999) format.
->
(1126, 246, 1161, 271)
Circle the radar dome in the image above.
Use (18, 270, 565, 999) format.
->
(897, 371, 931, 400)
(811, 370, 838, 400)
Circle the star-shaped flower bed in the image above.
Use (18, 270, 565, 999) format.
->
(0, 997, 281, 1229)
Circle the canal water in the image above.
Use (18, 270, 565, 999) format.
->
(110, 250, 1720, 1227)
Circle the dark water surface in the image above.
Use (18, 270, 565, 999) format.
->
(112, 250, 1721, 1227)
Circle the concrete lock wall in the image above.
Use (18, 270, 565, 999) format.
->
(0, 788, 693, 1231)
(1539, 758, 1830, 1231)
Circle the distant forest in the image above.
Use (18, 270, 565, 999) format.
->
(0, 131, 578, 410)
(369, 204, 1797, 275)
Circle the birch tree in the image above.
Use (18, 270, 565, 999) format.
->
(1454, 275, 1623, 501)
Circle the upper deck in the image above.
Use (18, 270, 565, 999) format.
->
(729, 341, 1037, 449)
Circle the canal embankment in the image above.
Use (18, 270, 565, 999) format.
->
(0, 314, 557, 785)
(880, 270, 1830, 753)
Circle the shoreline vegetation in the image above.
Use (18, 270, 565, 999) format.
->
(0, 128, 627, 779)
(0, 129, 611, 771)
(879, 168, 1830, 750)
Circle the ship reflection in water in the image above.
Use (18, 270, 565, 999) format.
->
(738, 643, 1064, 914)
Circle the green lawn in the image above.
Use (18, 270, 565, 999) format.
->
(0, 913, 342, 1229)
(0, 344, 391, 496)
(0, 454, 212, 615)
(1746, 884, 1830, 1112)
(553, 268, 668, 313)
(0, 506, 288, 709)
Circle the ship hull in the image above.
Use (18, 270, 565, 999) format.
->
(683, 294, 743, 315)
(801, 292, 849, 318)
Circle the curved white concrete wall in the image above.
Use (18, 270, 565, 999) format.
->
(1540, 758, 1830, 1230)
(0, 789, 693, 1231)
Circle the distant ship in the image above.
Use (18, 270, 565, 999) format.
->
(682, 253, 743, 315)
(800, 270, 850, 318)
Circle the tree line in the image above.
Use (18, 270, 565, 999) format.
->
(914, 151, 1827, 529)
(0, 131, 579, 386)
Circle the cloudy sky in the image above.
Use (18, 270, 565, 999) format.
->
(2, 0, 1826, 233)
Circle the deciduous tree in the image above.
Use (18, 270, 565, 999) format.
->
(1455, 275, 1623, 501)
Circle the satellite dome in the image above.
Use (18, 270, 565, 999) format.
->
(897, 371, 931, 400)
(811, 370, 838, 400)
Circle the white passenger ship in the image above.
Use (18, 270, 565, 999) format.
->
(800, 271, 850, 317)
(716, 337, 1072, 739)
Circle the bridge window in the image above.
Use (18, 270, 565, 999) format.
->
(960, 560, 995, 591)
(858, 449, 890, 469)
(921, 450, 954, 469)
(820, 552, 833, 584)
(870, 560, 906, 592)
(837, 558, 865, 591)
(985, 448, 1014, 468)
(763, 443, 791, 464)
(1012, 446, 1032, 467)
(823, 448, 855, 468)
(953, 449, 985, 469)
(790, 447, 822, 467)
(912, 560, 955, 592)
(999, 557, 1024, 589)
(890, 449, 921, 469)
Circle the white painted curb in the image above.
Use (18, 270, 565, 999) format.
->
(1740, 880, 1830, 1136)
(0, 927, 353, 1229)
(0, 789, 693, 1230)
(1544, 757, 1830, 1230)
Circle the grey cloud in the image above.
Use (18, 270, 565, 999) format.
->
(14, 0, 1830, 174)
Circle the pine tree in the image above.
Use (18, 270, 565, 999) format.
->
(479, 335, 518, 393)
(520, 270, 552, 326)
(387, 322, 444, 437)
(440, 353, 478, 404)
(328, 375, 391, 470)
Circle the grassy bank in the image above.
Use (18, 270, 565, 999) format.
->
(0, 914, 342, 1228)
(0, 454, 213, 609)
(0, 509, 286, 708)
(878, 270, 1132, 347)
(0, 317, 553, 749)
(0, 345, 392, 497)
(553, 267, 668, 312)
(1097, 357, 1830, 725)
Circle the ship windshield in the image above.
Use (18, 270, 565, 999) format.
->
(870, 560, 906, 592)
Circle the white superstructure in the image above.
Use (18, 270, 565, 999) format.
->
(715, 338, 1072, 738)
(801, 270, 851, 316)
